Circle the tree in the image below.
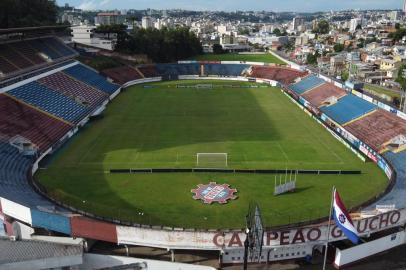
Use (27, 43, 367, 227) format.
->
(341, 70, 349, 81)
(273, 28, 282, 36)
(306, 51, 320, 65)
(396, 65, 406, 89)
(355, 24, 362, 30)
(395, 23, 401, 30)
(0, 0, 57, 28)
(314, 20, 330, 34)
(116, 27, 203, 62)
(333, 43, 345, 52)
(238, 28, 250, 35)
(389, 28, 406, 41)
(212, 44, 225, 54)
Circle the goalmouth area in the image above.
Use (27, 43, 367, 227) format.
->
(37, 80, 388, 229)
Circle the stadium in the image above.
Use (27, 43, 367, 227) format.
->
(0, 26, 406, 270)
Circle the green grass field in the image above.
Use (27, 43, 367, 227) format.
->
(192, 53, 286, 65)
(37, 80, 387, 229)
(364, 84, 402, 99)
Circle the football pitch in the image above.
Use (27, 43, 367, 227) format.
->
(37, 80, 388, 229)
(192, 53, 286, 65)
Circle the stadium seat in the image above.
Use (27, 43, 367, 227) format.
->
(0, 94, 72, 152)
(156, 63, 200, 79)
(320, 94, 377, 125)
(250, 66, 308, 85)
(0, 142, 56, 207)
(8, 81, 89, 123)
(288, 75, 325, 95)
(102, 66, 144, 84)
(63, 64, 120, 95)
(38, 72, 108, 109)
(203, 64, 249, 76)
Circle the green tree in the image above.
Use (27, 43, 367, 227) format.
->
(314, 20, 330, 34)
(306, 51, 320, 65)
(396, 65, 406, 89)
(212, 44, 225, 54)
(389, 28, 406, 41)
(334, 43, 345, 52)
(0, 0, 57, 28)
(116, 27, 202, 62)
(341, 70, 349, 81)
(273, 28, 282, 36)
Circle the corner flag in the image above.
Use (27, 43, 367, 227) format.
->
(332, 188, 359, 244)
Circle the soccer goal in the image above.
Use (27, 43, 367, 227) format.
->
(196, 153, 228, 168)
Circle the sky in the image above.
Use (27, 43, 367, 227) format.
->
(56, 0, 403, 12)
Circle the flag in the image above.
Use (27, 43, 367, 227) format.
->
(332, 188, 359, 244)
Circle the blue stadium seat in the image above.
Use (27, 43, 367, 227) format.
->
(289, 75, 325, 95)
(64, 64, 120, 95)
(8, 81, 89, 123)
(320, 94, 377, 125)
(0, 142, 55, 208)
(156, 64, 200, 79)
(29, 39, 61, 60)
(370, 150, 406, 209)
(203, 64, 249, 76)
(42, 37, 75, 58)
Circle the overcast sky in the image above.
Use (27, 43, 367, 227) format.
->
(56, 0, 402, 12)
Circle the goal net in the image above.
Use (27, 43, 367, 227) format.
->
(196, 153, 228, 168)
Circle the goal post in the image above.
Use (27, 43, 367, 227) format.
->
(196, 153, 228, 168)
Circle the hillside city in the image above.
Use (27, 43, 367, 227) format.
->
(59, 3, 406, 110)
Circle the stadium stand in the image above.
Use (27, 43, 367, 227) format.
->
(249, 66, 308, 85)
(102, 66, 144, 85)
(63, 64, 120, 95)
(0, 37, 77, 78)
(203, 64, 249, 76)
(137, 65, 159, 78)
(344, 110, 406, 152)
(41, 37, 76, 58)
(0, 44, 34, 70)
(7, 81, 89, 124)
(301, 82, 347, 107)
(9, 42, 46, 65)
(0, 56, 19, 75)
(0, 94, 72, 152)
(38, 72, 108, 108)
(320, 94, 377, 125)
(29, 38, 62, 60)
(288, 75, 325, 95)
(372, 150, 406, 208)
(0, 142, 54, 207)
(156, 63, 200, 79)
